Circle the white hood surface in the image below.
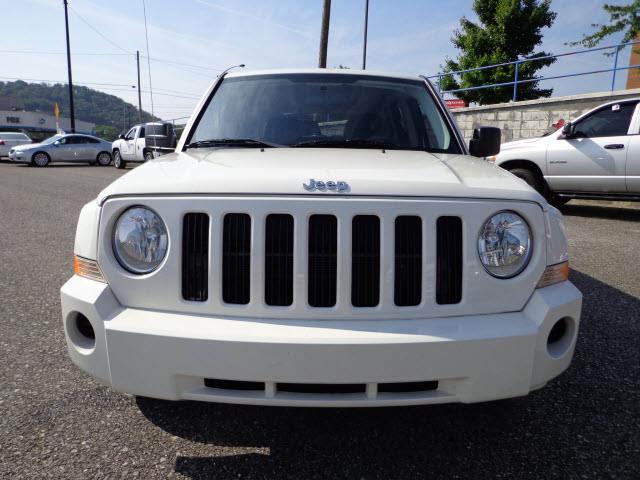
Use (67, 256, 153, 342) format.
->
(97, 148, 546, 205)
(500, 136, 546, 150)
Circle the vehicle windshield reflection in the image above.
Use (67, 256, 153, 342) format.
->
(190, 73, 461, 154)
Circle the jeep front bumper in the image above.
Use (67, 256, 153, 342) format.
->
(61, 275, 581, 407)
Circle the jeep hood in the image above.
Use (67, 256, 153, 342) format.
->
(97, 148, 546, 205)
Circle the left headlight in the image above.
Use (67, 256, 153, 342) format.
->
(112, 206, 168, 274)
(477, 211, 532, 278)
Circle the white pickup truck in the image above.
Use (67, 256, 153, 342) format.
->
(493, 98, 640, 205)
(111, 122, 176, 169)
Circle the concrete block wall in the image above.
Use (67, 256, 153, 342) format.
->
(451, 88, 640, 143)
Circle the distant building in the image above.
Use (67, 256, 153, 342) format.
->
(0, 96, 95, 141)
(626, 35, 640, 89)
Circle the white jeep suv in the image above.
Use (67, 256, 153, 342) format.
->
(61, 69, 581, 407)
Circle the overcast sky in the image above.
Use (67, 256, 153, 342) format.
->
(2, 0, 627, 121)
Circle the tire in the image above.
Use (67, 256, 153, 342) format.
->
(97, 151, 112, 166)
(509, 167, 543, 194)
(144, 150, 154, 162)
(32, 151, 50, 167)
(113, 150, 126, 169)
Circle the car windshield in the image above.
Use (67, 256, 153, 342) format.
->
(41, 135, 64, 145)
(189, 73, 460, 153)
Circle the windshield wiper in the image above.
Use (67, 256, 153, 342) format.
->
(291, 138, 398, 149)
(185, 138, 279, 149)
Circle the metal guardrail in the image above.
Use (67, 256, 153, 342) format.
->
(428, 40, 640, 102)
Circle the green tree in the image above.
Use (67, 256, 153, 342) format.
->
(95, 124, 121, 141)
(0, 80, 158, 128)
(569, 1, 640, 51)
(441, 0, 557, 105)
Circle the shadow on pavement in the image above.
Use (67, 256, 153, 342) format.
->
(561, 202, 640, 221)
(136, 269, 639, 479)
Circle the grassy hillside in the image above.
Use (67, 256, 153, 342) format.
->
(0, 80, 157, 140)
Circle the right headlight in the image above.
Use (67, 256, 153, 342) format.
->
(477, 211, 532, 278)
(112, 206, 168, 274)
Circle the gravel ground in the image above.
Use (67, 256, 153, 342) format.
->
(0, 162, 638, 479)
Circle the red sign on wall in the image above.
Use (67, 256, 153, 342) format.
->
(445, 99, 467, 109)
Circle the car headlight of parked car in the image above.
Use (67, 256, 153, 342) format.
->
(112, 206, 168, 274)
(477, 211, 532, 278)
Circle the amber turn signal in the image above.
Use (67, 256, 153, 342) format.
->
(74, 256, 106, 283)
(536, 261, 569, 289)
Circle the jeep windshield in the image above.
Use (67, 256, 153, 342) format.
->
(187, 73, 461, 153)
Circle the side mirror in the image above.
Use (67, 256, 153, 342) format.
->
(118, 134, 125, 140)
(469, 126, 501, 157)
(53, 140, 60, 146)
(562, 122, 575, 138)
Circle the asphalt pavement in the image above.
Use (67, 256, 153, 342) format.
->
(0, 162, 638, 479)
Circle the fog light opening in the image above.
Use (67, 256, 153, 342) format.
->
(547, 317, 575, 359)
(67, 312, 96, 352)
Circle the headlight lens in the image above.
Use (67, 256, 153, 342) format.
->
(113, 206, 168, 274)
(477, 211, 532, 278)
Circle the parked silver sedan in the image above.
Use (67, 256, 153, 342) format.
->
(8, 134, 113, 167)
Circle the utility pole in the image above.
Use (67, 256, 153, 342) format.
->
(362, 0, 369, 70)
(63, 0, 75, 132)
(136, 51, 143, 124)
(318, 0, 331, 68)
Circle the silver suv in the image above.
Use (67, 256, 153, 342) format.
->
(493, 99, 640, 205)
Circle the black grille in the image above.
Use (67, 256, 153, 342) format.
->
(181, 213, 209, 301)
(265, 214, 294, 306)
(436, 216, 463, 304)
(204, 378, 264, 391)
(278, 383, 366, 394)
(308, 215, 337, 307)
(222, 213, 251, 304)
(351, 215, 380, 307)
(378, 381, 438, 393)
(394, 216, 422, 306)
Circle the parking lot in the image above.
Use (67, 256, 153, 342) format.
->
(0, 161, 638, 479)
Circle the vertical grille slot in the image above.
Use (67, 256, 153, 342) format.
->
(394, 216, 422, 306)
(265, 214, 294, 306)
(308, 215, 337, 307)
(182, 213, 209, 302)
(351, 215, 380, 307)
(222, 213, 251, 305)
(436, 216, 463, 304)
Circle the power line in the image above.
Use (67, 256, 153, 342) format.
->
(0, 76, 200, 100)
(141, 55, 223, 72)
(0, 50, 131, 56)
(68, 6, 132, 54)
(141, 0, 155, 117)
(142, 55, 217, 79)
(0, 76, 135, 88)
(0, 76, 202, 98)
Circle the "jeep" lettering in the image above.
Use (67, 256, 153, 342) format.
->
(302, 178, 349, 192)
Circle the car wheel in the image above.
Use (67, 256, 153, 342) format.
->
(113, 150, 126, 169)
(97, 151, 112, 166)
(32, 152, 50, 167)
(144, 150, 154, 162)
(509, 168, 543, 194)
